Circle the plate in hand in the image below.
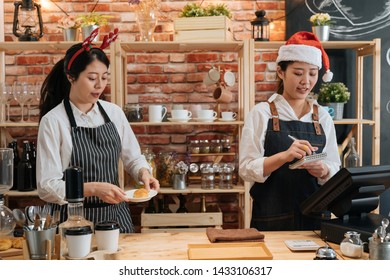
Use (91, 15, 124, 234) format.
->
(125, 189, 158, 203)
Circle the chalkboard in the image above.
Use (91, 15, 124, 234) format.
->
(286, 0, 390, 165)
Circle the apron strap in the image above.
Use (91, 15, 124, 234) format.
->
(64, 97, 77, 128)
(312, 104, 322, 135)
(268, 101, 280, 132)
(97, 101, 112, 123)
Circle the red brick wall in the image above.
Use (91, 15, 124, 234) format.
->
(2, 0, 286, 230)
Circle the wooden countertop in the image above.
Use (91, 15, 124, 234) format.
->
(2, 231, 368, 260)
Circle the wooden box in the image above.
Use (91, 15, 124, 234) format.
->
(174, 16, 233, 42)
(141, 203, 223, 233)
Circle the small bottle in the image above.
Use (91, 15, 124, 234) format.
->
(145, 198, 156, 213)
(176, 194, 188, 213)
(8, 140, 19, 190)
(58, 166, 94, 258)
(17, 141, 34, 192)
(200, 194, 207, 213)
(345, 137, 360, 168)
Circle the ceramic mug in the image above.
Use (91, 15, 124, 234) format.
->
(197, 109, 217, 120)
(221, 111, 237, 120)
(223, 70, 235, 87)
(213, 84, 232, 103)
(322, 106, 335, 119)
(171, 109, 192, 120)
(203, 68, 221, 86)
(149, 105, 167, 123)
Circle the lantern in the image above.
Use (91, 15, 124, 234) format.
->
(13, 0, 44, 41)
(251, 10, 270, 41)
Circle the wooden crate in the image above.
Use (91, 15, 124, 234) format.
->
(174, 16, 233, 42)
(141, 203, 223, 233)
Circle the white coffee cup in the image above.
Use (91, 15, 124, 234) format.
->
(171, 109, 192, 120)
(149, 105, 167, 123)
(221, 111, 237, 120)
(65, 226, 93, 259)
(197, 109, 217, 120)
(95, 221, 120, 252)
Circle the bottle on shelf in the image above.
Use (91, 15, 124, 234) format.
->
(17, 140, 34, 192)
(145, 198, 156, 213)
(58, 166, 94, 258)
(176, 194, 188, 213)
(7, 139, 19, 190)
(344, 137, 360, 168)
(200, 194, 207, 213)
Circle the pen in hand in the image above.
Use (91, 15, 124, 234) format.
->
(288, 135, 316, 154)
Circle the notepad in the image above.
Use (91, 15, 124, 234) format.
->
(284, 240, 320, 251)
(288, 152, 327, 169)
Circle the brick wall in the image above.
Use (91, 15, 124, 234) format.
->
(2, 0, 286, 230)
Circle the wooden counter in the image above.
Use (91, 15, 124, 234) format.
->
(2, 231, 368, 260)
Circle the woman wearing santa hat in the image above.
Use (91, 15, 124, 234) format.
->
(239, 31, 341, 231)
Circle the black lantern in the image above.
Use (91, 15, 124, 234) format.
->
(13, 0, 44, 41)
(251, 10, 270, 41)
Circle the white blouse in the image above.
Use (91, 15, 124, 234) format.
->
(239, 93, 341, 186)
(36, 99, 150, 205)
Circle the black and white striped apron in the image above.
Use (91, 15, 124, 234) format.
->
(49, 98, 134, 233)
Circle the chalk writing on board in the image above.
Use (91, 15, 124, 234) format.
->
(305, 0, 390, 39)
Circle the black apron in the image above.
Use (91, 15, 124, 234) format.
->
(50, 98, 134, 233)
(250, 101, 326, 231)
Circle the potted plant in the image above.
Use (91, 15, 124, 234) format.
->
(174, 2, 233, 42)
(58, 15, 81, 41)
(309, 13, 333, 41)
(317, 82, 351, 120)
(77, 12, 112, 41)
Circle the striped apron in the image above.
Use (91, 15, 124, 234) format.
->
(49, 98, 134, 233)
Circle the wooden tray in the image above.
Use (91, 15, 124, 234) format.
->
(187, 242, 273, 260)
(0, 248, 23, 258)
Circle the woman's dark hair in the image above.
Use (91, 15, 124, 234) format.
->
(276, 61, 294, 95)
(39, 43, 110, 120)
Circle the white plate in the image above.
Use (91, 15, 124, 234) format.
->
(167, 118, 191, 123)
(218, 118, 236, 122)
(125, 189, 158, 203)
(193, 117, 217, 122)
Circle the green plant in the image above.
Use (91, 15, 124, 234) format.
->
(309, 13, 332, 26)
(179, 3, 232, 18)
(77, 12, 112, 27)
(317, 82, 351, 103)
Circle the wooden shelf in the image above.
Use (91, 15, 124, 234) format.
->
(119, 41, 244, 52)
(0, 122, 38, 127)
(128, 120, 244, 126)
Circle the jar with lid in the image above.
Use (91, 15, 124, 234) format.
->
(340, 231, 363, 258)
(199, 140, 210, 154)
(201, 165, 215, 189)
(221, 138, 231, 152)
(219, 164, 234, 189)
(124, 104, 143, 122)
(156, 152, 177, 187)
(210, 139, 222, 153)
(188, 140, 200, 154)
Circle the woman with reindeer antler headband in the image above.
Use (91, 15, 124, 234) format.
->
(36, 28, 160, 233)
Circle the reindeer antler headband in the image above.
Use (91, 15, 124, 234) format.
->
(67, 27, 119, 71)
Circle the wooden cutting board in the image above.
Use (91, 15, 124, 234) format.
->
(0, 248, 23, 258)
(188, 242, 273, 260)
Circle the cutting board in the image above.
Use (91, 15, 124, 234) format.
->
(188, 242, 273, 260)
(0, 248, 23, 258)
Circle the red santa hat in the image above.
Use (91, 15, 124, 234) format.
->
(276, 31, 333, 82)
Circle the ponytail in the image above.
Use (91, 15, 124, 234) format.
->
(39, 59, 70, 121)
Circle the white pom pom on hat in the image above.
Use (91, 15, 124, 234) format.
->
(276, 31, 333, 82)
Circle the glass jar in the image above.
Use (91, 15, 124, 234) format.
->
(124, 104, 143, 122)
(201, 165, 215, 189)
(199, 140, 210, 154)
(221, 138, 231, 152)
(210, 139, 222, 153)
(219, 165, 234, 189)
(142, 147, 156, 178)
(188, 140, 200, 154)
(340, 231, 363, 258)
(156, 152, 177, 187)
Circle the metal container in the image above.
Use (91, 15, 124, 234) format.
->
(369, 237, 390, 260)
(173, 173, 187, 190)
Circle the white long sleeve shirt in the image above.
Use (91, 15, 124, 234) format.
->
(36, 99, 150, 205)
(239, 93, 341, 186)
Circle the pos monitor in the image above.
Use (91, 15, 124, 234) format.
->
(300, 165, 390, 244)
